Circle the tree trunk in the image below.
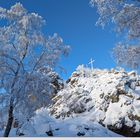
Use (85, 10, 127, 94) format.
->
(3, 105, 14, 137)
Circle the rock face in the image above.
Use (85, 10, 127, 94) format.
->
(49, 66, 140, 137)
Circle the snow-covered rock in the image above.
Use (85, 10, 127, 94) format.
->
(49, 66, 140, 137)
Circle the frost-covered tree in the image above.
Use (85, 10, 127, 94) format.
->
(0, 93, 9, 130)
(90, 0, 140, 69)
(112, 43, 140, 69)
(90, 0, 140, 39)
(14, 67, 64, 125)
(0, 3, 69, 137)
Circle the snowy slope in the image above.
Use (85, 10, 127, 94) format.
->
(49, 66, 140, 137)
(0, 107, 121, 137)
(5, 108, 120, 137)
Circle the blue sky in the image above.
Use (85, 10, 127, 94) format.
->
(0, 0, 121, 79)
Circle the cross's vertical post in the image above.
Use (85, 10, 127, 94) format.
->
(89, 58, 95, 71)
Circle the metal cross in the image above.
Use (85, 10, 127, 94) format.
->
(89, 58, 95, 71)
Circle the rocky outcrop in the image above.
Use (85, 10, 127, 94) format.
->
(49, 67, 140, 137)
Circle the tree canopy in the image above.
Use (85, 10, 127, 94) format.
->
(90, 0, 140, 69)
(0, 3, 70, 137)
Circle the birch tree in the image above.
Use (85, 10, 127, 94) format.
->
(90, 0, 140, 69)
(0, 3, 69, 137)
(112, 43, 140, 69)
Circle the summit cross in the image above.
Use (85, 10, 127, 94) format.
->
(89, 58, 95, 71)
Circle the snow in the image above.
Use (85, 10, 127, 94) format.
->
(1, 66, 140, 137)
(133, 101, 140, 116)
(0, 107, 121, 137)
(50, 67, 140, 136)
(18, 107, 121, 137)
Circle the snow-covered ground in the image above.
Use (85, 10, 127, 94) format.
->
(0, 108, 120, 137)
(30, 108, 121, 137)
